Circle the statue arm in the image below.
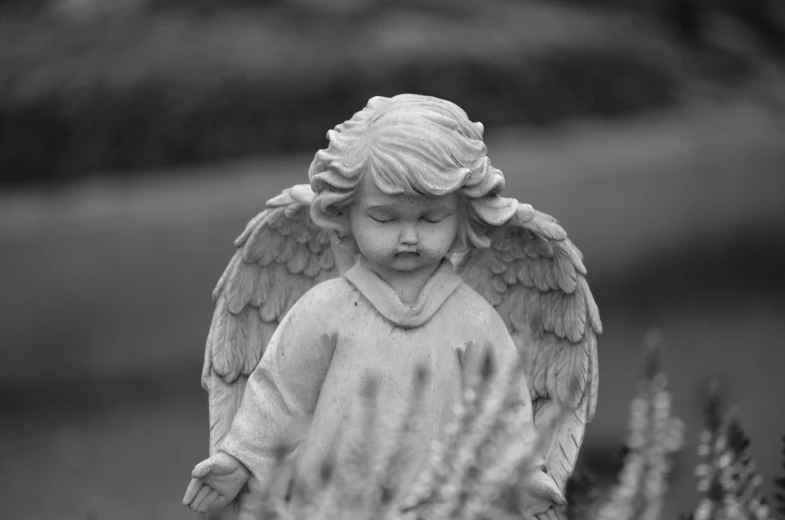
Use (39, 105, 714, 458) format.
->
(219, 286, 339, 483)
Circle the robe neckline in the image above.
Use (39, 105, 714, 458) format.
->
(343, 258, 462, 329)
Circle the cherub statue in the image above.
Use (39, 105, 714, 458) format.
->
(182, 94, 601, 519)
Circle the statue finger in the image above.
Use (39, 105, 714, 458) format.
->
(192, 459, 215, 478)
(194, 488, 221, 513)
(528, 471, 565, 506)
(203, 490, 221, 511)
(190, 485, 214, 512)
(182, 478, 203, 505)
(533, 507, 563, 520)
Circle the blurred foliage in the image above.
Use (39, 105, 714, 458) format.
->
(551, 0, 785, 52)
(230, 339, 783, 520)
(0, 0, 781, 186)
(776, 437, 785, 517)
(591, 336, 684, 520)
(236, 351, 577, 520)
(682, 386, 774, 519)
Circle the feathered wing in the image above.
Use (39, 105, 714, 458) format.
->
(202, 184, 352, 456)
(458, 203, 602, 504)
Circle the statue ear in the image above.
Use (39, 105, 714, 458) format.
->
(319, 206, 351, 238)
(318, 206, 359, 254)
(329, 233, 358, 274)
(311, 201, 351, 236)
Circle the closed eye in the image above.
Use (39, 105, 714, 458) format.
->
(370, 215, 395, 223)
(421, 210, 454, 223)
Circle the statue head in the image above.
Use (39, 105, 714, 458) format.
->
(308, 94, 519, 253)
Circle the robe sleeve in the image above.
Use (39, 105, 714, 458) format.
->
(219, 286, 339, 483)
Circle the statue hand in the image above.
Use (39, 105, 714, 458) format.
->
(182, 452, 250, 512)
(516, 467, 567, 517)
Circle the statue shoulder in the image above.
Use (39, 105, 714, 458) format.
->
(286, 275, 356, 321)
(452, 282, 505, 327)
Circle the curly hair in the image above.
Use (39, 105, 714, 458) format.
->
(308, 94, 518, 250)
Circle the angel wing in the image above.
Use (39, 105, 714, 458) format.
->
(201, 184, 355, 456)
(457, 202, 602, 501)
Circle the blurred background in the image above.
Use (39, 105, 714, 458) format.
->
(1, 0, 784, 518)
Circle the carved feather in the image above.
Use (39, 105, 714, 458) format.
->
(514, 205, 567, 241)
(491, 276, 508, 294)
(234, 211, 267, 247)
(308, 231, 323, 253)
(260, 265, 289, 322)
(276, 236, 298, 264)
(319, 249, 335, 270)
(495, 236, 512, 252)
(258, 227, 287, 266)
(489, 256, 507, 275)
(458, 201, 601, 496)
(202, 184, 341, 455)
(287, 242, 310, 274)
(226, 261, 257, 314)
(266, 210, 284, 230)
(554, 249, 578, 293)
(284, 203, 301, 219)
(249, 268, 271, 307)
(303, 250, 322, 277)
(510, 239, 527, 260)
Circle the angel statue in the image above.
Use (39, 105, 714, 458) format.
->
(182, 94, 601, 520)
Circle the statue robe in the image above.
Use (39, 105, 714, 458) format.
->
(220, 259, 539, 510)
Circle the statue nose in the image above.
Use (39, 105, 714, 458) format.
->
(399, 226, 418, 245)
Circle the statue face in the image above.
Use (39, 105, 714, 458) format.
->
(348, 175, 459, 276)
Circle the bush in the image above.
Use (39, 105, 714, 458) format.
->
(0, 4, 684, 186)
